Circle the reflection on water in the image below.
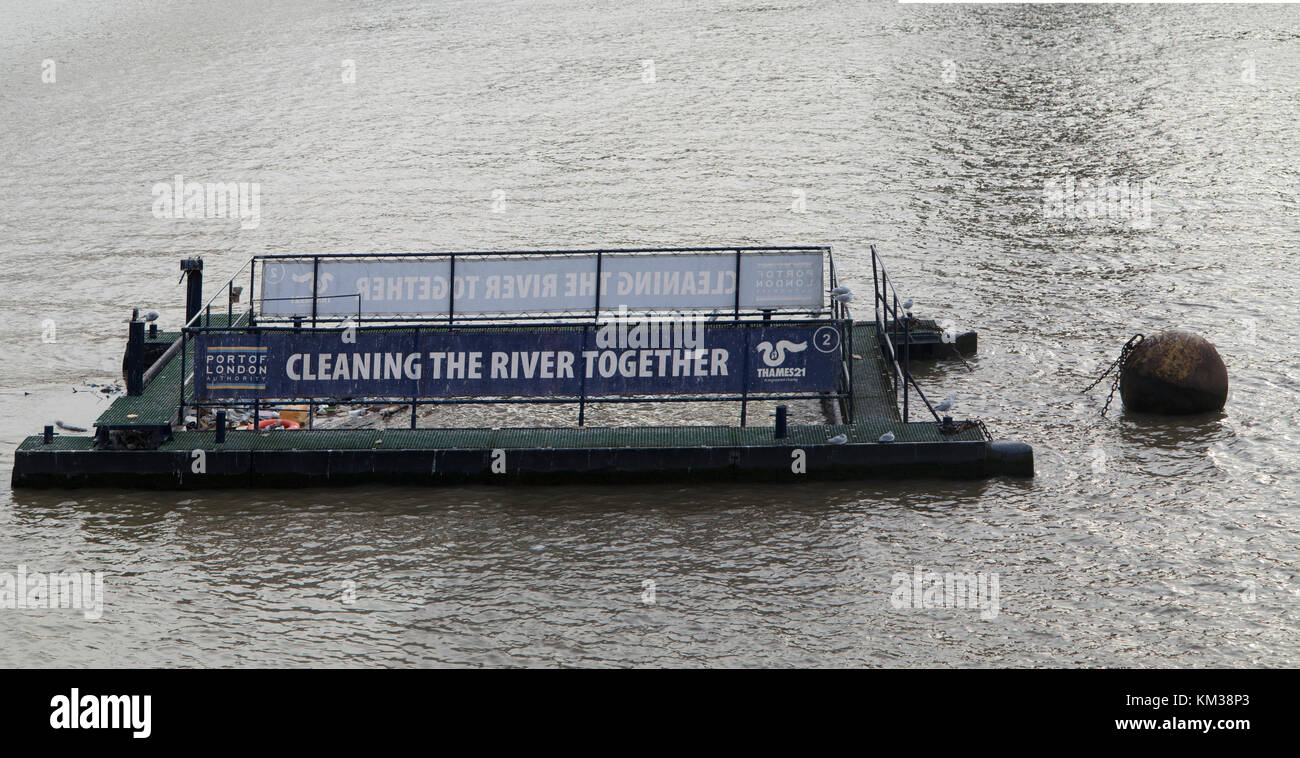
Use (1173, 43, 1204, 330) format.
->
(1, 0, 1296, 666)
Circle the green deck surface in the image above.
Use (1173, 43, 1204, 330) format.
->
(95, 314, 245, 426)
(18, 318, 984, 452)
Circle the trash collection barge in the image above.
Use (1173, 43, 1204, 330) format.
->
(12, 246, 1032, 488)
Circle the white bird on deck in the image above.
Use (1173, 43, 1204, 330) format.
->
(143, 310, 160, 322)
(826, 433, 848, 445)
(878, 431, 895, 443)
(902, 298, 913, 310)
(832, 292, 853, 303)
(934, 395, 956, 412)
(830, 285, 851, 296)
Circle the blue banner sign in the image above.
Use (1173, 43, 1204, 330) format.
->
(194, 322, 843, 400)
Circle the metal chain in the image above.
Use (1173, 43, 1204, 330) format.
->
(1082, 334, 1144, 417)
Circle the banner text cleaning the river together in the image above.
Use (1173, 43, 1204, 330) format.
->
(195, 321, 843, 399)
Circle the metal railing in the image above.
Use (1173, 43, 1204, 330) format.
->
(247, 246, 834, 326)
(140, 257, 257, 390)
(870, 244, 942, 424)
(172, 247, 853, 430)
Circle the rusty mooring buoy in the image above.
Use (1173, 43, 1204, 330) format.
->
(1119, 331, 1228, 414)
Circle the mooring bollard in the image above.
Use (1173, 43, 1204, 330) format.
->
(181, 257, 204, 325)
(774, 404, 788, 439)
(215, 410, 227, 443)
(125, 318, 145, 396)
(43, 425, 53, 444)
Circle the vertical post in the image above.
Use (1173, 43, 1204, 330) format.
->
(739, 324, 751, 426)
(411, 326, 419, 429)
(227, 280, 234, 325)
(903, 313, 911, 422)
(774, 404, 787, 439)
(581, 253, 602, 427)
(248, 260, 257, 326)
(577, 324, 589, 426)
(205, 303, 211, 328)
(870, 246, 880, 327)
(43, 425, 53, 444)
(310, 256, 320, 328)
(215, 410, 227, 444)
(876, 252, 897, 393)
(593, 251, 603, 315)
(447, 255, 456, 325)
(126, 318, 144, 396)
(846, 320, 855, 423)
(889, 284, 895, 343)
(733, 249, 742, 320)
(179, 329, 187, 421)
(182, 257, 204, 326)
(825, 246, 835, 314)
(891, 277, 900, 392)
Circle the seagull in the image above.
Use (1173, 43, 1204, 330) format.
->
(832, 292, 853, 303)
(934, 395, 956, 412)
(830, 285, 851, 296)
(826, 434, 848, 445)
(143, 310, 160, 322)
(878, 431, 895, 443)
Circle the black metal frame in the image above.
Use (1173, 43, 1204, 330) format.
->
(250, 246, 833, 325)
(175, 247, 853, 429)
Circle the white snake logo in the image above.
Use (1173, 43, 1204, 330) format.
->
(291, 270, 335, 295)
(755, 340, 808, 367)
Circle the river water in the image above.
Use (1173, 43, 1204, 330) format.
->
(1, 0, 1296, 666)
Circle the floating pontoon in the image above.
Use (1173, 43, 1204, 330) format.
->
(12, 246, 1032, 488)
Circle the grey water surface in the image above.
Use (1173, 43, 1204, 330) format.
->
(0, 0, 1296, 666)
